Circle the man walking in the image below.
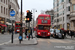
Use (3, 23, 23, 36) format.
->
(71, 30, 74, 38)
(28, 27, 33, 40)
(25, 27, 28, 39)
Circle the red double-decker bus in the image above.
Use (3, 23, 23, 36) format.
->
(36, 14, 51, 38)
(15, 21, 21, 33)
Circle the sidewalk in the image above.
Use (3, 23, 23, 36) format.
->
(4, 32, 38, 45)
(0, 32, 9, 35)
(66, 35, 75, 40)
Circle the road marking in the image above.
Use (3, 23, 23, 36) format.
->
(0, 38, 18, 46)
(48, 39, 72, 44)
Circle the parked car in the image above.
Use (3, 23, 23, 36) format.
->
(53, 29, 65, 39)
(50, 29, 54, 37)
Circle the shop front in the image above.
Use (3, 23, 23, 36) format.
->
(60, 24, 63, 29)
(67, 23, 70, 30)
(0, 17, 5, 32)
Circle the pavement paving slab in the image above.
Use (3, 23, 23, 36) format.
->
(3, 32, 38, 46)
(4, 38, 38, 46)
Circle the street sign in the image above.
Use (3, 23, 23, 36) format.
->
(10, 17, 15, 20)
(10, 10, 16, 17)
(19, 36, 22, 40)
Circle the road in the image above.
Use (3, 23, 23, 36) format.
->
(0, 33, 75, 50)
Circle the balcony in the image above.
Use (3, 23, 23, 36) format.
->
(69, 12, 75, 21)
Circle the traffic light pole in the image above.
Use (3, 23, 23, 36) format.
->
(19, 0, 23, 44)
(11, 20, 13, 43)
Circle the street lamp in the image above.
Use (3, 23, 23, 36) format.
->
(31, 9, 37, 32)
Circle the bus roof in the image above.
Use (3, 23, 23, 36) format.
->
(38, 14, 50, 17)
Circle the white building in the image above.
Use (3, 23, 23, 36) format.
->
(53, 0, 70, 30)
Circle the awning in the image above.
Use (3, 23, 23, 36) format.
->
(0, 24, 7, 27)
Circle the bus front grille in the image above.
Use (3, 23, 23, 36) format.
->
(41, 32, 47, 37)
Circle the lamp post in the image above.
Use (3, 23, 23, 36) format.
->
(31, 9, 37, 32)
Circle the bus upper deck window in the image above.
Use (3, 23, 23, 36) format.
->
(45, 17, 50, 20)
(39, 17, 44, 19)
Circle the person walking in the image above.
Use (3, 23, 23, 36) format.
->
(25, 27, 28, 39)
(68, 30, 71, 36)
(71, 30, 74, 38)
(74, 31, 75, 37)
(1, 28, 4, 34)
(9, 28, 12, 34)
(64, 30, 67, 38)
(28, 27, 33, 40)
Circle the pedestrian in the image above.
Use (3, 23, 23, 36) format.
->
(1, 28, 4, 34)
(25, 27, 28, 39)
(71, 30, 74, 38)
(68, 30, 71, 36)
(74, 31, 75, 37)
(64, 30, 67, 38)
(28, 27, 33, 40)
(9, 28, 12, 34)
(67, 30, 69, 35)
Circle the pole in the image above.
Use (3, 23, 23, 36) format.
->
(11, 20, 13, 43)
(19, 0, 23, 44)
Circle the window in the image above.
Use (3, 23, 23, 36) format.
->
(63, 17, 64, 21)
(68, 0, 70, 3)
(38, 25, 44, 30)
(4, 7, 5, 14)
(73, 5, 75, 11)
(68, 6, 70, 11)
(4, 0, 5, 3)
(6, 0, 7, 4)
(6, 8, 7, 15)
(45, 17, 50, 20)
(16, 23, 20, 25)
(1, 6, 3, 13)
(39, 17, 44, 19)
(1, 0, 2, 2)
(62, 0, 64, 2)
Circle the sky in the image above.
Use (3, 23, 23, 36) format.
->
(18, 0, 53, 20)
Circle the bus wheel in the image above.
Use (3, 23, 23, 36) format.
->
(49, 36, 51, 38)
(35, 35, 38, 38)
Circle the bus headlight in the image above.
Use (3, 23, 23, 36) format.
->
(38, 32, 40, 34)
(48, 33, 50, 35)
(17, 30, 20, 31)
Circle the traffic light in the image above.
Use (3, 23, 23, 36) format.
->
(26, 10, 32, 23)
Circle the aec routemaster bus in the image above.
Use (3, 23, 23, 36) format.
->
(15, 21, 21, 33)
(35, 14, 51, 38)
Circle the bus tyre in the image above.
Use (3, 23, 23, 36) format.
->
(36, 35, 38, 38)
(49, 36, 51, 38)
(62, 37, 64, 39)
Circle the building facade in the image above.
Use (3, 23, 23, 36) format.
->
(69, 0, 75, 31)
(45, 10, 54, 27)
(0, 0, 8, 32)
(53, 0, 71, 30)
(0, 0, 19, 32)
